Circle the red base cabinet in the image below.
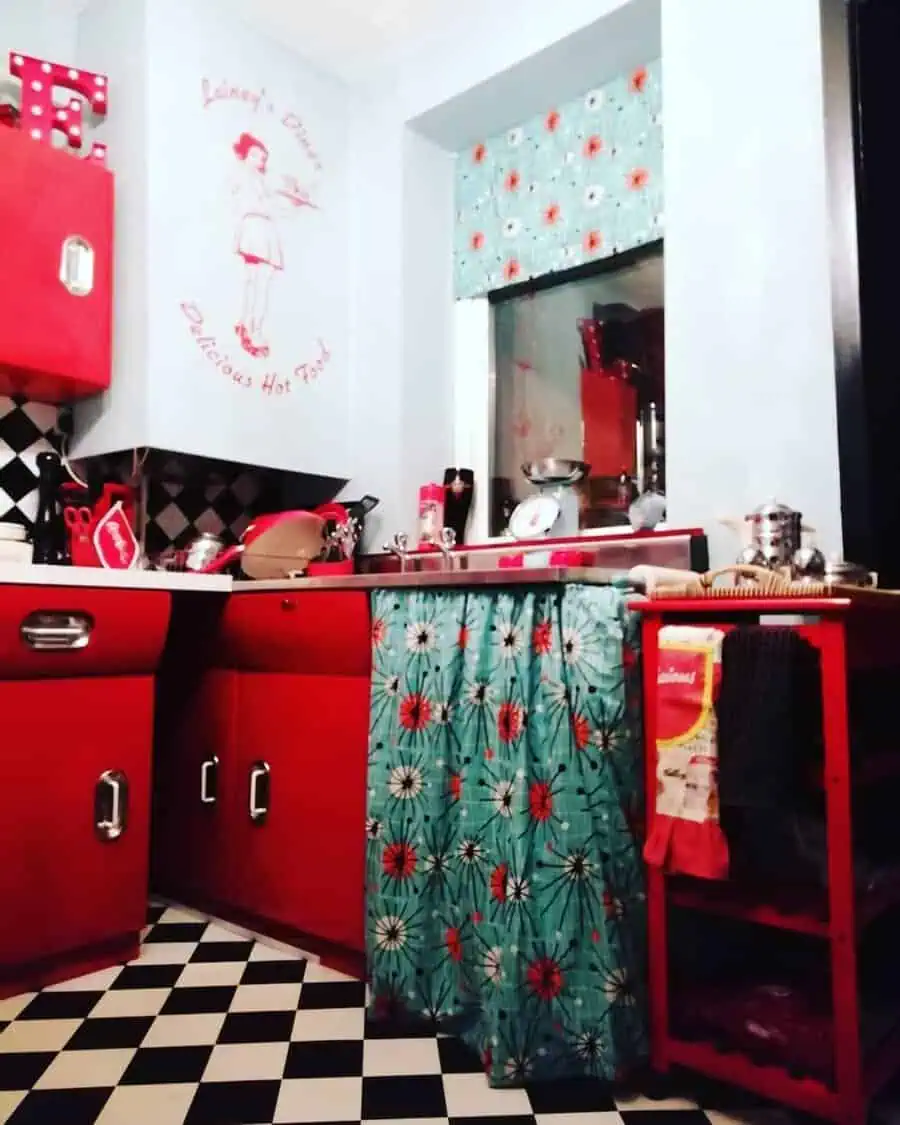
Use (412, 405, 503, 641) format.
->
(153, 592, 371, 961)
(152, 669, 238, 907)
(233, 673, 369, 951)
(0, 129, 113, 402)
(0, 588, 170, 997)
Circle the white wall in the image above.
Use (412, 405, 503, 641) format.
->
(75, 0, 151, 455)
(0, 0, 79, 75)
(349, 0, 843, 560)
(662, 0, 840, 563)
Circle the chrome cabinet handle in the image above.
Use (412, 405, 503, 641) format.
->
(20, 612, 93, 650)
(59, 234, 95, 296)
(248, 760, 270, 824)
(200, 756, 219, 805)
(95, 770, 128, 841)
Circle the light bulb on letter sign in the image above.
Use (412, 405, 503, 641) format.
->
(8, 51, 109, 164)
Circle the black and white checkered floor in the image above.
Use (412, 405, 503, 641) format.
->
(0, 902, 803, 1125)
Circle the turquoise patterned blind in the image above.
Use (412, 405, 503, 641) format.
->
(454, 60, 663, 299)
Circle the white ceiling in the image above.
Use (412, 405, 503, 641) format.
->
(219, 0, 464, 82)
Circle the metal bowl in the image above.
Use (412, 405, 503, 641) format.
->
(521, 459, 590, 486)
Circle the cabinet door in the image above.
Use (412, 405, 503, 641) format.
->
(0, 130, 113, 401)
(0, 678, 151, 968)
(152, 669, 237, 905)
(234, 673, 369, 950)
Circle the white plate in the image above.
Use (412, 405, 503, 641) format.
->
(0, 522, 27, 543)
(508, 495, 560, 539)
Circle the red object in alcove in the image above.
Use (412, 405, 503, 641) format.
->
(0, 127, 113, 402)
(581, 369, 637, 478)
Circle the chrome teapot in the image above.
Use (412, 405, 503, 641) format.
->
(744, 499, 803, 568)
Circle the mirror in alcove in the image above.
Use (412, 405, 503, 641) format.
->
(489, 240, 664, 536)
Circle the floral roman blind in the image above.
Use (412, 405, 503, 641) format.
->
(453, 61, 662, 300)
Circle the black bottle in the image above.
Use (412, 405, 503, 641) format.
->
(32, 452, 65, 565)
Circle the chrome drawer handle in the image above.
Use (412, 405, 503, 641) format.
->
(95, 770, 128, 841)
(248, 760, 270, 824)
(20, 612, 93, 650)
(59, 234, 95, 296)
(200, 756, 219, 805)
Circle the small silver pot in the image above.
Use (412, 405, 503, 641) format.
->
(184, 532, 225, 572)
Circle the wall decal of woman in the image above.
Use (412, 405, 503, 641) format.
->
(231, 131, 316, 358)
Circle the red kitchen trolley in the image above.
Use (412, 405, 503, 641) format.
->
(633, 591, 900, 1125)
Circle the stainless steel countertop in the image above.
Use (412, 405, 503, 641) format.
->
(232, 566, 626, 592)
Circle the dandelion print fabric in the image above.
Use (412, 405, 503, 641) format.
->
(454, 61, 663, 299)
(366, 582, 648, 1086)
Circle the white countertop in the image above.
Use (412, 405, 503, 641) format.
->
(0, 564, 232, 592)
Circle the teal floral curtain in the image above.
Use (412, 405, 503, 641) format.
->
(366, 581, 647, 1086)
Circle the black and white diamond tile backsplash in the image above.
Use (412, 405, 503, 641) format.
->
(0, 396, 270, 553)
(0, 397, 63, 527)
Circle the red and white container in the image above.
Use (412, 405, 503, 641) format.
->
(417, 483, 444, 548)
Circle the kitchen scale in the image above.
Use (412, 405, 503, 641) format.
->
(508, 459, 589, 540)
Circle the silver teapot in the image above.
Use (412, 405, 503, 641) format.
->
(744, 499, 803, 568)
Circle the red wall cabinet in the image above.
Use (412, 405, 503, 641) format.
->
(0, 129, 113, 402)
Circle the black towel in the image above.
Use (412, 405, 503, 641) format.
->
(716, 627, 823, 812)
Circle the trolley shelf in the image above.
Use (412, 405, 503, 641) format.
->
(669, 872, 900, 936)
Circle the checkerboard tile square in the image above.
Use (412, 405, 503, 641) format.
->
(284, 1040, 364, 1079)
(0, 994, 36, 1021)
(95, 1081, 199, 1125)
(0, 1018, 80, 1053)
(112, 964, 184, 991)
(291, 1007, 364, 1041)
(160, 986, 237, 1015)
(191, 940, 255, 964)
(437, 1036, 484, 1074)
(364, 1037, 441, 1077)
(35, 1047, 134, 1090)
(229, 982, 302, 1012)
(275, 1076, 363, 1123)
(67, 1016, 155, 1051)
(363, 1075, 448, 1120)
(177, 961, 247, 989)
(91, 989, 171, 1019)
(5, 1086, 113, 1124)
(241, 957, 308, 985)
(298, 980, 366, 1010)
(527, 1078, 618, 1115)
(187, 1078, 282, 1124)
(144, 922, 209, 944)
(16, 991, 101, 1021)
(442, 1074, 533, 1119)
(143, 1013, 227, 1048)
(204, 1041, 290, 1082)
(219, 1009, 296, 1045)
(121, 1045, 214, 1086)
(0, 1050, 56, 1091)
